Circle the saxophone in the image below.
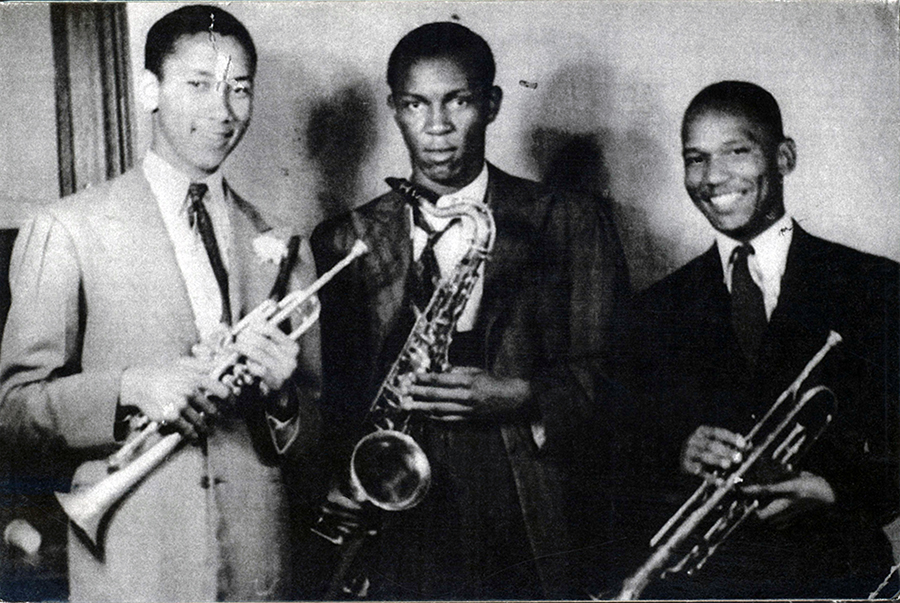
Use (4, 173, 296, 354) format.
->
(348, 176, 497, 511)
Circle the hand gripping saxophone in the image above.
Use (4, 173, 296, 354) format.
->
(347, 177, 497, 512)
(54, 238, 369, 548)
(613, 330, 842, 600)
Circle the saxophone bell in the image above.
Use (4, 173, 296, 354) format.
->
(350, 429, 432, 511)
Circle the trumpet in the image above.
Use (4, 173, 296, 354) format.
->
(55, 239, 369, 547)
(614, 330, 842, 600)
(869, 564, 900, 600)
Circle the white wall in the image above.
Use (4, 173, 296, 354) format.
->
(118, 0, 898, 289)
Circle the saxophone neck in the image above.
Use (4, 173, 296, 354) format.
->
(386, 177, 496, 255)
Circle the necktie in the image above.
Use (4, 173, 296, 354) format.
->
(730, 244, 767, 364)
(410, 206, 448, 311)
(186, 182, 232, 325)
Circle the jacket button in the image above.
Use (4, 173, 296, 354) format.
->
(200, 476, 225, 489)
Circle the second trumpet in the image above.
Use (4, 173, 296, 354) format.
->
(614, 330, 842, 600)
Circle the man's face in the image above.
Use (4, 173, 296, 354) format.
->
(145, 32, 253, 180)
(389, 57, 500, 195)
(682, 109, 793, 241)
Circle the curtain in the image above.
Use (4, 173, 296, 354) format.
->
(51, 3, 133, 197)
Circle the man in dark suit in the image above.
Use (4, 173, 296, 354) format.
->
(0, 6, 320, 601)
(618, 81, 899, 598)
(310, 21, 629, 600)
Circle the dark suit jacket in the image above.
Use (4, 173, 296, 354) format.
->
(620, 223, 899, 598)
(311, 164, 629, 597)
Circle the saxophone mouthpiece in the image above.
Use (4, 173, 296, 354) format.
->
(350, 239, 369, 257)
(385, 177, 439, 204)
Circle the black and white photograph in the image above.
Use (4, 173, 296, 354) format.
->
(0, 1, 898, 601)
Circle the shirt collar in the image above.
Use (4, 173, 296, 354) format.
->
(716, 213, 793, 286)
(143, 150, 226, 217)
(435, 163, 489, 208)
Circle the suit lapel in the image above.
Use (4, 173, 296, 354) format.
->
(757, 224, 833, 387)
(357, 171, 529, 371)
(480, 167, 509, 302)
(354, 192, 415, 367)
(227, 183, 282, 319)
(477, 166, 535, 350)
(102, 170, 199, 348)
(688, 245, 758, 399)
(767, 225, 827, 335)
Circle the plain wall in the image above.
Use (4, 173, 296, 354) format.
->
(126, 0, 900, 290)
(0, 3, 56, 228)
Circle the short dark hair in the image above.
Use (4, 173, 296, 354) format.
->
(145, 5, 257, 79)
(682, 81, 785, 143)
(387, 22, 495, 92)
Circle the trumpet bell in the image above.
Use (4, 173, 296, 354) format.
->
(55, 489, 103, 546)
(350, 430, 432, 511)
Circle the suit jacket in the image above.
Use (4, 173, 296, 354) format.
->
(620, 223, 899, 598)
(310, 164, 629, 598)
(0, 168, 321, 602)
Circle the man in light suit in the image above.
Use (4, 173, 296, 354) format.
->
(309, 22, 629, 599)
(617, 81, 899, 598)
(0, 6, 320, 601)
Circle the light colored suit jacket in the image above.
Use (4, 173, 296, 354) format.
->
(0, 168, 321, 602)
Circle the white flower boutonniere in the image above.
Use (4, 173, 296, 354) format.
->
(253, 233, 288, 265)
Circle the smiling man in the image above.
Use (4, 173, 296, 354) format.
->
(0, 6, 320, 601)
(310, 21, 629, 600)
(620, 81, 899, 598)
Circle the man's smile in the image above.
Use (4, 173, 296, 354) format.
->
(706, 190, 746, 211)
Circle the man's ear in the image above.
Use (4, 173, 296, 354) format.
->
(485, 86, 502, 124)
(777, 137, 797, 175)
(138, 69, 161, 113)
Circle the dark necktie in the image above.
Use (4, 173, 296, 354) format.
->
(730, 244, 767, 364)
(186, 182, 232, 325)
(410, 201, 458, 312)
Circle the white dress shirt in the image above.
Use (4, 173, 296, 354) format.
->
(410, 164, 489, 332)
(143, 151, 234, 343)
(715, 213, 793, 320)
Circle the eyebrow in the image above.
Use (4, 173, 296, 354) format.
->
(397, 88, 474, 102)
(179, 66, 251, 77)
(682, 135, 759, 153)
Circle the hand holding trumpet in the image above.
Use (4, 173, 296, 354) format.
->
(119, 316, 303, 442)
(681, 424, 835, 525)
